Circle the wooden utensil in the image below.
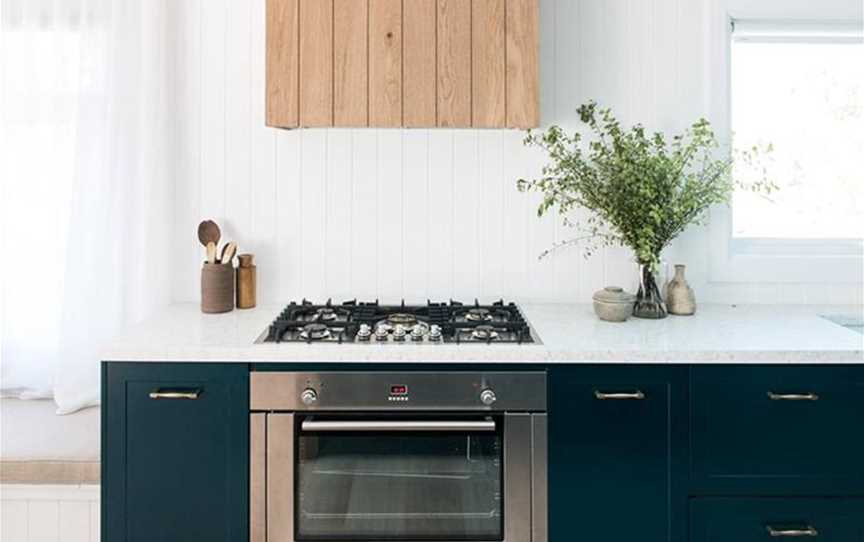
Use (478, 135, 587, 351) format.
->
(220, 241, 237, 265)
(206, 241, 217, 264)
(197, 220, 221, 247)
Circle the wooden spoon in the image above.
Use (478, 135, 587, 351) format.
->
(206, 241, 217, 264)
(197, 220, 221, 248)
(220, 241, 237, 265)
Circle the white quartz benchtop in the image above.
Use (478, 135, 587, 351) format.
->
(101, 303, 864, 364)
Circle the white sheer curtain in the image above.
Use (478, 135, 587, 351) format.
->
(1, 0, 174, 413)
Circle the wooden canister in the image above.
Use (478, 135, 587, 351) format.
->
(236, 254, 257, 309)
(201, 262, 235, 313)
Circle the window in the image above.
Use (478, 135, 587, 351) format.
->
(730, 20, 864, 242)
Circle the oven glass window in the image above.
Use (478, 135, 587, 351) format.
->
(296, 418, 503, 541)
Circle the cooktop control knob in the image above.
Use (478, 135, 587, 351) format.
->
(301, 388, 318, 406)
(480, 389, 497, 406)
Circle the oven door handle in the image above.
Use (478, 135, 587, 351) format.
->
(300, 419, 496, 432)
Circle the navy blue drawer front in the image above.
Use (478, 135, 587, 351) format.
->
(690, 498, 864, 541)
(690, 366, 864, 495)
(102, 363, 248, 542)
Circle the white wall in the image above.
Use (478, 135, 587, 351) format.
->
(1, 485, 99, 542)
(170, 0, 862, 306)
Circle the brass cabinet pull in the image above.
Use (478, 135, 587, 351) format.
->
(767, 392, 819, 401)
(149, 389, 202, 400)
(594, 390, 646, 400)
(766, 525, 819, 537)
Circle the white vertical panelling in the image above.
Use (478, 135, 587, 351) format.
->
(300, 130, 328, 299)
(351, 133, 378, 298)
(1, 500, 28, 541)
(478, 131, 505, 299)
(1, 486, 100, 542)
(89, 501, 99, 542)
(225, 0, 253, 250)
(170, 0, 861, 306)
(274, 130, 302, 301)
(326, 130, 354, 300)
(427, 132, 455, 299)
(174, 0, 203, 301)
(58, 501, 90, 542)
(27, 501, 58, 542)
(451, 131, 482, 299)
(501, 131, 529, 299)
(377, 131, 404, 300)
(200, 0, 228, 220)
(550, 0, 582, 303)
(249, 0, 278, 304)
(402, 130, 431, 302)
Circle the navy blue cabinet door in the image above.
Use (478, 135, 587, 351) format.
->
(691, 366, 864, 495)
(548, 366, 687, 542)
(102, 363, 248, 542)
(690, 498, 864, 541)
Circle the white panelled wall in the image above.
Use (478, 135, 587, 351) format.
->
(170, 0, 862, 306)
(0, 485, 100, 542)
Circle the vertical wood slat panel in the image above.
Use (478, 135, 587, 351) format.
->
(403, 0, 437, 127)
(299, 0, 333, 126)
(505, 0, 539, 127)
(369, 0, 403, 126)
(437, 0, 472, 127)
(334, 0, 368, 126)
(472, 0, 506, 127)
(266, 0, 299, 127)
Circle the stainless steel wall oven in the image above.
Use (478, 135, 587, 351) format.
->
(250, 372, 547, 542)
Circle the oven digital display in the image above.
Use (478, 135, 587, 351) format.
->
(389, 384, 408, 396)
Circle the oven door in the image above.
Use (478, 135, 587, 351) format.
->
(251, 413, 546, 542)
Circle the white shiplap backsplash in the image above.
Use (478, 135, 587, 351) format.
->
(170, 0, 861, 306)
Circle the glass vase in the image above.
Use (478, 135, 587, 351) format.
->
(634, 263, 667, 319)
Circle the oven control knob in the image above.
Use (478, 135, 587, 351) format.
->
(300, 388, 318, 406)
(480, 389, 497, 406)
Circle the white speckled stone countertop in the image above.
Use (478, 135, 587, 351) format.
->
(101, 303, 864, 364)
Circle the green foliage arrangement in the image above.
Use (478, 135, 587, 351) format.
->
(517, 101, 775, 270)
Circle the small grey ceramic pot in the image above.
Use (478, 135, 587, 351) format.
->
(593, 286, 637, 322)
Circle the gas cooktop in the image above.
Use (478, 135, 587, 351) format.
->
(257, 299, 539, 344)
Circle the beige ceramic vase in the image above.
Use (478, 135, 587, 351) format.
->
(665, 264, 696, 316)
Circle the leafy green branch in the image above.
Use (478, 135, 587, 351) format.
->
(518, 101, 776, 268)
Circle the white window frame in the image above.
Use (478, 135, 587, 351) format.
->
(706, 0, 864, 284)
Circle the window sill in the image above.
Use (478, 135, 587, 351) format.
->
(708, 209, 864, 284)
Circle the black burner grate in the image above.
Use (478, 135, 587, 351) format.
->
(261, 298, 535, 344)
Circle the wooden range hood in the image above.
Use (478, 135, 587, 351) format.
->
(266, 0, 539, 129)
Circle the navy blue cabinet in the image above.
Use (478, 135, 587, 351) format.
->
(102, 363, 248, 542)
(690, 498, 864, 541)
(100, 362, 864, 542)
(690, 366, 864, 495)
(548, 366, 688, 542)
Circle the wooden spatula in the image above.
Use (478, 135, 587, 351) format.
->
(220, 242, 237, 265)
(198, 220, 221, 248)
(206, 241, 217, 264)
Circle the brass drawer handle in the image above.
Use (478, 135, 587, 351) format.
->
(766, 525, 819, 537)
(149, 389, 202, 400)
(594, 390, 646, 400)
(768, 392, 819, 401)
